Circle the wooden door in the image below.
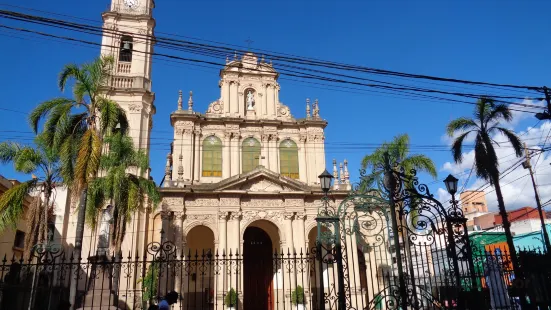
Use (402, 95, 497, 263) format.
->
(244, 227, 274, 310)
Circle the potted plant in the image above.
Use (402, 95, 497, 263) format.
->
(225, 288, 238, 310)
(291, 285, 306, 310)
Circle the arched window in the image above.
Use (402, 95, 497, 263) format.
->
(279, 139, 299, 179)
(119, 36, 133, 62)
(242, 137, 260, 173)
(202, 136, 222, 177)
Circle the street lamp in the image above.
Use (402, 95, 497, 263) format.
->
(443, 174, 459, 196)
(318, 169, 334, 195)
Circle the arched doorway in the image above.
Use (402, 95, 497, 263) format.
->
(184, 225, 215, 307)
(244, 226, 274, 310)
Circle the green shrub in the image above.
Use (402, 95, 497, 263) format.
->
(225, 288, 237, 307)
(291, 285, 305, 305)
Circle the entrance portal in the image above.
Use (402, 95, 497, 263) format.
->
(243, 226, 274, 310)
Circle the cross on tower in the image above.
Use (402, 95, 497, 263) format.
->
(245, 37, 254, 49)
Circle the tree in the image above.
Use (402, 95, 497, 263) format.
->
(86, 133, 160, 255)
(361, 133, 437, 227)
(361, 133, 437, 189)
(0, 136, 62, 259)
(447, 97, 523, 273)
(28, 56, 129, 256)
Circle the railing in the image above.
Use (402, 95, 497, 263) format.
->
(117, 62, 132, 74)
(109, 76, 151, 91)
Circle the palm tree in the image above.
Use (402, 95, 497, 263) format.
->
(0, 136, 62, 259)
(447, 97, 523, 273)
(28, 55, 129, 257)
(86, 132, 160, 256)
(361, 134, 437, 191)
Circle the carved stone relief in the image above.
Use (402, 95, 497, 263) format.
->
(206, 100, 223, 114)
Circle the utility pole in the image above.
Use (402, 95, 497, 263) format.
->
(523, 142, 551, 252)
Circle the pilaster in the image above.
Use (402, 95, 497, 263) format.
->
(223, 133, 231, 178)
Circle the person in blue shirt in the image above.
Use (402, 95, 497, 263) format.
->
(158, 291, 179, 310)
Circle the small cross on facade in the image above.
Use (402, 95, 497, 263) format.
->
(245, 37, 254, 49)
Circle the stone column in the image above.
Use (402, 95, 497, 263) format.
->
(298, 135, 308, 184)
(284, 212, 296, 295)
(294, 213, 309, 302)
(262, 83, 268, 116)
(272, 85, 278, 119)
(230, 133, 240, 177)
(217, 212, 228, 308)
(223, 81, 230, 114)
(274, 85, 280, 117)
(257, 92, 263, 116)
(230, 81, 238, 114)
(267, 84, 274, 117)
(262, 134, 269, 169)
(226, 212, 241, 297)
(269, 134, 278, 172)
(173, 213, 184, 293)
(183, 129, 193, 181)
(235, 85, 241, 116)
(223, 133, 231, 178)
(193, 130, 201, 182)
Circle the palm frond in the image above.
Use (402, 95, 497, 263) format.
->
(485, 103, 513, 126)
(446, 118, 478, 137)
(0, 142, 21, 164)
(403, 154, 437, 178)
(14, 147, 44, 174)
(0, 180, 38, 232)
(28, 98, 75, 134)
(495, 127, 523, 158)
(450, 131, 472, 164)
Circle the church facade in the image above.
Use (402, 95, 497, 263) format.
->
(46, 1, 395, 309)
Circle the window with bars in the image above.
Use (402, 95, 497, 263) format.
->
(242, 137, 261, 173)
(279, 139, 299, 179)
(202, 136, 222, 177)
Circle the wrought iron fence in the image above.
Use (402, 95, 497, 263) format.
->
(0, 245, 549, 310)
(0, 243, 327, 310)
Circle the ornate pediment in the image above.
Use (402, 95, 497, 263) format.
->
(212, 167, 311, 192)
(239, 177, 286, 192)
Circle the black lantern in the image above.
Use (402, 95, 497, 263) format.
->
(318, 169, 334, 194)
(443, 174, 459, 196)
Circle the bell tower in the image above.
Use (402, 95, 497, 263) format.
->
(100, 0, 156, 169)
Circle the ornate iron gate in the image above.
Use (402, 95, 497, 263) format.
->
(316, 166, 476, 310)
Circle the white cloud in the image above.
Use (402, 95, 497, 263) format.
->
(440, 120, 551, 212)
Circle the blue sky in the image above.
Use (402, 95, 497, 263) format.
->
(0, 0, 550, 211)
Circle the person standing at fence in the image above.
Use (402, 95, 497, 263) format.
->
(158, 291, 179, 310)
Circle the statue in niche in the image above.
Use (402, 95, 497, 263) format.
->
(246, 90, 255, 111)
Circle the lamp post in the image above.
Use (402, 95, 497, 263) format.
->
(316, 169, 347, 310)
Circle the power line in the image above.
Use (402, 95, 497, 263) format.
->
(0, 9, 545, 114)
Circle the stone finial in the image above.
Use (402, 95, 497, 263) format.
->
(188, 91, 193, 112)
(177, 153, 184, 181)
(333, 159, 338, 181)
(306, 98, 311, 119)
(177, 90, 183, 110)
(344, 159, 350, 184)
(313, 99, 320, 119)
(339, 162, 345, 184)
